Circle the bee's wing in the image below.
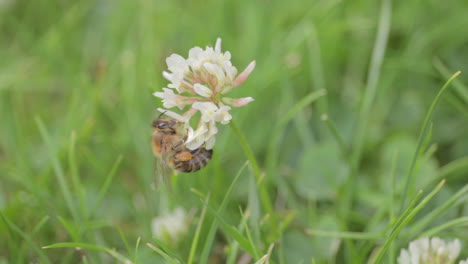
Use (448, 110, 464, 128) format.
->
(154, 139, 177, 192)
(154, 155, 173, 192)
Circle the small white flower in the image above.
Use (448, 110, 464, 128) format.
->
(459, 258, 468, 264)
(151, 207, 188, 244)
(398, 237, 463, 264)
(154, 38, 255, 150)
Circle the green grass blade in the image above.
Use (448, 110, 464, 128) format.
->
(57, 216, 81, 242)
(305, 24, 328, 114)
(254, 243, 274, 264)
(343, 0, 392, 244)
(230, 121, 275, 224)
(31, 215, 50, 235)
(36, 116, 78, 221)
(0, 212, 51, 264)
(201, 199, 257, 257)
(188, 194, 210, 264)
(43, 242, 132, 263)
(150, 238, 186, 263)
(240, 208, 260, 259)
(424, 156, 468, 188)
(408, 184, 468, 236)
(388, 149, 399, 264)
(350, 0, 392, 170)
(199, 161, 249, 263)
(226, 206, 251, 264)
(68, 130, 87, 217)
(320, 114, 348, 155)
(373, 180, 445, 263)
(444, 93, 468, 119)
(419, 216, 468, 237)
(117, 226, 132, 258)
(134, 237, 141, 264)
(146, 243, 180, 264)
(305, 230, 384, 240)
(433, 57, 468, 104)
(89, 155, 123, 218)
(399, 72, 461, 212)
(278, 89, 327, 127)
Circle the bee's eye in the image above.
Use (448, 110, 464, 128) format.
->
(152, 120, 167, 128)
(157, 121, 168, 128)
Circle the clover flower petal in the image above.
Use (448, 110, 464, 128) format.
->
(223, 97, 255, 107)
(185, 122, 208, 150)
(193, 83, 213, 97)
(192, 102, 219, 122)
(157, 108, 187, 122)
(154, 88, 196, 110)
(214, 105, 232, 124)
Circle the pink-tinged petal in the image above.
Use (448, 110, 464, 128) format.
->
(222, 97, 255, 107)
(233, 97, 254, 107)
(233, 60, 256, 88)
(182, 108, 198, 120)
(154, 88, 193, 109)
(193, 83, 212, 97)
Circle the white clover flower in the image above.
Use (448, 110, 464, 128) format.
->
(398, 237, 462, 264)
(151, 207, 188, 244)
(154, 38, 255, 150)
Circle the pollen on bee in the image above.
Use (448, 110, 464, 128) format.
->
(175, 151, 193, 162)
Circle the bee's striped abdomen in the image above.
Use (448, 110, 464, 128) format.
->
(173, 148, 213, 173)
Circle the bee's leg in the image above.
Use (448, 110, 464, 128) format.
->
(171, 140, 184, 150)
(189, 147, 203, 155)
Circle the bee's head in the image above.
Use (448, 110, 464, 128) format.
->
(152, 118, 177, 133)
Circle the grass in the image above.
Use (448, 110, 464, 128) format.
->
(1, 0, 468, 263)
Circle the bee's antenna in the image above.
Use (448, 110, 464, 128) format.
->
(157, 110, 167, 119)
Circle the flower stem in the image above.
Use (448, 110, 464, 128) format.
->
(230, 121, 275, 220)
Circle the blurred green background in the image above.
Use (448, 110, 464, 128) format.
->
(1, 0, 467, 263)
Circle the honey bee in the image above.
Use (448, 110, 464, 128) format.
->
(151, 117, 213, 173)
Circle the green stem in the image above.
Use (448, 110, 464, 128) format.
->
(399, 71, 460, 213)
(230, 121, 275, 222)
